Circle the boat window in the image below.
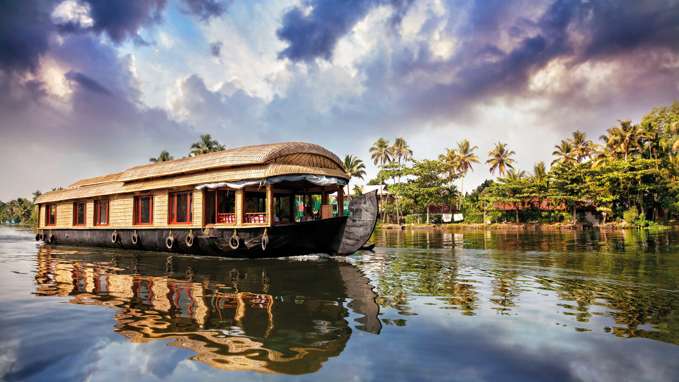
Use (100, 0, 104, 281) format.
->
(297, 194, 321, 222)
(217, 190, 236, 224)
(169, 191, 192, 224)
(94, 199, 109, 226)
(45, 204, 57, 226)
(244, 191, 267, 224)
(273, 194, 292, 224)
(73, 201, 86, 226)
(134, 195, 153, 225)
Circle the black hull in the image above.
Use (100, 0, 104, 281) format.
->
(38, 218, 347, 258)
(37, 191, 379, 258)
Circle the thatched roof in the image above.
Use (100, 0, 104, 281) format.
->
(36, 142, 347, 204)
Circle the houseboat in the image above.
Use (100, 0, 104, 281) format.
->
(34, 142, 378, 257)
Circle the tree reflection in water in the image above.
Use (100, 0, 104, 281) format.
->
(366, 228, 679, 343)
(34, 248, 381, 375)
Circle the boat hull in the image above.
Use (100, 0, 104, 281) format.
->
(37, 218, 347, 258)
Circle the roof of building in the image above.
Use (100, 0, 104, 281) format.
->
(36, 142, 347, 204)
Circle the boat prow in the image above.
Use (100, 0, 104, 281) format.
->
(337, 191, 378, 255)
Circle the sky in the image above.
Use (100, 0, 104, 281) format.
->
(1, 0, 678, 200)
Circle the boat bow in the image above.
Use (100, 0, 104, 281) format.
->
(337, 191, 378, 255)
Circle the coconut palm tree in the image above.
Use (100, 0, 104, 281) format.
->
(149, 150, 174, 163)
(455, 139, 480, 196)
(439, 148, 460, 182)
(343, 154, 366, 194)
(391, 137, 413, 168)
(486, 142, 515, 176)
(570, 130, 594, 162)
(532, 161, 547, 182)
(500, 169, 527, 183)
(369, 138, 393, 167)
(190, 134, 225, 157)
(602, 120, 642, 160)
(551, 140, 575, 165)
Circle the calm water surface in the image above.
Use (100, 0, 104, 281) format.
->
(1, 226, 679, 381)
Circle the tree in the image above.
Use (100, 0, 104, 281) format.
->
(190, 134, 225, 156)
(571, 130, 594, 162)
(487, 142, 515, 176)
(343, 154, 366, 193)
(370, 138, 393, 167)
(391, 137, 413, 168)
(601, 120, 642, 161)
(150, 150, 174, 162)
(454, 139, 480, 196)
(532, 161, 547, 182)
(552, 140, 575, 165)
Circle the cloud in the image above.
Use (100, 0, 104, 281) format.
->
(0, 34, 194, 200)
(181, 0, 228, 20)
(0, 0, 54, 73)
(170, 74, 266, 142)
(209, 41, 222, 57)
(276, 0, 414, 62)
(53, 0, 167, 43)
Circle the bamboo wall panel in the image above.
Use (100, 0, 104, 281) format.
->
(153, 191, 168, 227)
(86, 200, 94, 228)
(110, 195, 134, 226)
(39, 205, 45, 227)
(56, 202, 72, 227)
(192, 190, 202, 228)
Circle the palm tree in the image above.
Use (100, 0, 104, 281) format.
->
(439, 148, 460, 180)
(454, 139, 480, 196)
(149, 150, 174, 163)
(570, 130, 594, 162)
(343, 154, 366, 193)
(551, 140, 575, 165)
(190, 134, 225, 157)
(602, 120, 642, 160)
(391, 137, 413, 168)
(532, 161, 547, 182)
(486, 142, 515, 176)
(369, 138, 393, 167)
(500, 169, 527, 183)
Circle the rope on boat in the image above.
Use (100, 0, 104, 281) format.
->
(185, 229, 195, 247)
(261, 228, 269, 251)
(229, 229, 240, 250)
(166, 230, 175, 249)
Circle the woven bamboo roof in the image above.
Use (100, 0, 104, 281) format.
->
(36, 142, 348, 204)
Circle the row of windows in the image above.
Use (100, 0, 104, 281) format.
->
(43, 190, 274, 227)
(43, 192, 193, 227)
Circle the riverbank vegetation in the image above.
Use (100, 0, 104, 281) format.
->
(346, 102, 679, 227)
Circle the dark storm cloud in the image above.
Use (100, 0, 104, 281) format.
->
(65, 71, 112, 95)
(181, 0, 227, 20)
(79, 0, 167, 43)
(0, 0, 53, 73)
(277, 0, 414, 62)
(210, 41, 223, 57)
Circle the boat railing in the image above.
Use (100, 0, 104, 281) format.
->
(216, 213, 236, 224)
(244, 213, 267, 224)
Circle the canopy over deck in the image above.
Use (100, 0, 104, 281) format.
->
(36, 142, 348, 204)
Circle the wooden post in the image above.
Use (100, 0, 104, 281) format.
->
(266, 184, 273, 226)
(235, 189, 243, 227)
(338, 188, 344, 217)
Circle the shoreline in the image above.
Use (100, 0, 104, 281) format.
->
(380, 222, 679, 232)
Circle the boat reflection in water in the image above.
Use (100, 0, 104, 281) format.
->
(34, 246, 381, 374)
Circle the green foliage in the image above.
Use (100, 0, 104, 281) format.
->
(623, 207, 638, 224)
(0, 197, 35, 226)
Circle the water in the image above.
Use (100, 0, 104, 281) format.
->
(1, 226, 679, 381)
